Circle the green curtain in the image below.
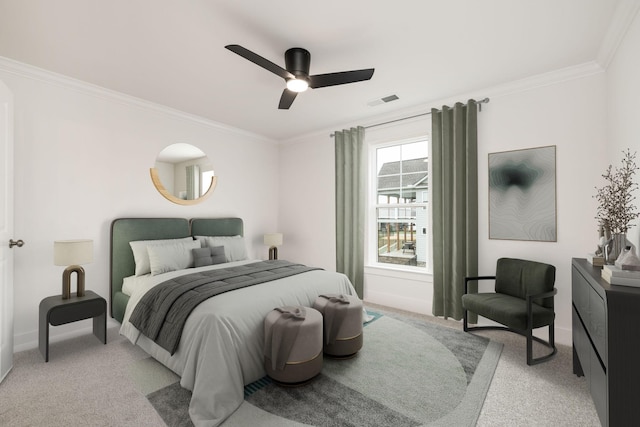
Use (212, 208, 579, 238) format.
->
(432, 100, 478, 321)
(335, 126, 365, 298)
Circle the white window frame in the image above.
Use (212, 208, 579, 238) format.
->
(366, 135, 433, 275)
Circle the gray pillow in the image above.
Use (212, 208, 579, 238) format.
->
(209, 246, 226, 265)
(192, 246, 226, 267)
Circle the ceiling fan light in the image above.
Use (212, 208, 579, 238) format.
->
(286, 78, 309, 92)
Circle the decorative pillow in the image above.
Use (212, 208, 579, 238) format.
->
(130, 237, 194, 276)
(205, 235, 247, 262)
(192, 246, 227, 268)
(209, 246, 227, 264)
(192, 247, 213, 268)
(147, 240, 201, 276)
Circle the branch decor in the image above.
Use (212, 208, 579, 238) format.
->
(594, 149, 639, 234)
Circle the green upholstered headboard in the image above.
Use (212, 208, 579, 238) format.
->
(110, 218, 190, 321)
(190, 217, 243, 238)
(110, 217, 244, 322)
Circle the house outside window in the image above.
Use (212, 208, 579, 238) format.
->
(371, 138, 430, 272)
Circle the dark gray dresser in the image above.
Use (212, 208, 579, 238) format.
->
(572, 258, 640, 426)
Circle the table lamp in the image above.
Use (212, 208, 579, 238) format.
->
(264, 233, 283, 260)
(54, 239, 93, 299)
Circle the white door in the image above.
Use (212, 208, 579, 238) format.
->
(0, 78, 14, 383)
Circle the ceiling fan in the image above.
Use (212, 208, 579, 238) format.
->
(225, 44, 375, 109)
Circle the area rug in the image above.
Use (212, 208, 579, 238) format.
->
(134, 310, 502, 427)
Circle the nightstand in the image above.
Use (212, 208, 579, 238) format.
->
(39, 290, 107, 362)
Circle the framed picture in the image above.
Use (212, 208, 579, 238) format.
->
(488, 145, 557, 241)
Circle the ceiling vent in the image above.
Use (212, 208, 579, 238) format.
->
(367, 94, 399, 107)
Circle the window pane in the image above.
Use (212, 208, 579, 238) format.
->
(377, 141, 428, 204)
(376, 206, 427, 268)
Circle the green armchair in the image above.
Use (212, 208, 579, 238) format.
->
(461, 257, 557, 365)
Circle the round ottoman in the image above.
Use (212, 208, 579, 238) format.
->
(263, 306, 323, 385)
(313, 294, 363, 358)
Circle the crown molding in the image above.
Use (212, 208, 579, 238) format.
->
(480, 61, 604, 100)
(0, 55, 277, 144)
(597, 0, 640, 69)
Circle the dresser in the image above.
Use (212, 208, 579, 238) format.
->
(572, 258, 640, 426)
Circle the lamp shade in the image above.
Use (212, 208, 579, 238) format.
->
(54, 239, 93, 266)
(264, 233, 283, 247)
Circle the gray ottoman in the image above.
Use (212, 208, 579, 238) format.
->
(313, 294, 363, 358)
(263, 306, 323, 385)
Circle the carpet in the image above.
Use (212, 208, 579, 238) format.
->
(135, 310, 502, 427)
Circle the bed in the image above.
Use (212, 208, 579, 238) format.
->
(110, 217, 358, 426)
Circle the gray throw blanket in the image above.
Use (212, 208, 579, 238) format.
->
(319, 294, 351, 345)
(264, 306, 307, 371)
(129, 260, 320, 355)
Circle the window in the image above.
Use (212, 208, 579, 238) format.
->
(370, 138, 430, 272)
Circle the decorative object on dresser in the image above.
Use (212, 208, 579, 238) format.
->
(614, 243, 640, 270)
(462, 257, 557, 365)
(601, 264, 640, 287)
(53, 239, 93, 299)
(572, 258, 640, 426)
(594, 149, 639, 264)
(264, 232, 283, 260)
(587, 223, 606, 266)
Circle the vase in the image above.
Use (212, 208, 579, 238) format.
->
(607, 233, 628, 264)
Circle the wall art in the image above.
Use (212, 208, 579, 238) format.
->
(488, 145, 556, 241)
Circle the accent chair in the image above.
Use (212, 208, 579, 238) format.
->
(461, 257, 557, 365)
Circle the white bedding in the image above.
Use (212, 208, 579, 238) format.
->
(120, 260, 357, 427)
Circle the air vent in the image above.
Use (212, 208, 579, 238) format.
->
(367, 94, 399, 107)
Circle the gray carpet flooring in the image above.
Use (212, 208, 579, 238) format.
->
(143, 311, 501, 426)
(0, 303, 600, 426)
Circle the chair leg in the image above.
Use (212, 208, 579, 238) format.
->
(463, 308, 469, 332)
(526, 329, 532, 365)
(527, 322, 557, 366)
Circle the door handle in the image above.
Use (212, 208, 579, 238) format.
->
(9, 239, 24, 248)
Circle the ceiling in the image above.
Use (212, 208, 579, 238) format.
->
(0, 0, 623, 141)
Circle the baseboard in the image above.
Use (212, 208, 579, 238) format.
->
(364, 290, 431, 316)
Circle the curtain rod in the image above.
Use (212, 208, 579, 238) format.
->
(330, 97, 490, 138)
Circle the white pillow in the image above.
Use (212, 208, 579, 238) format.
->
(197, 235, 247, 262)
(147, 239, 201, 276)
(130, 237, 194, 276)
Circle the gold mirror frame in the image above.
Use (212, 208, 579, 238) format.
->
(150, 168, 217, 206)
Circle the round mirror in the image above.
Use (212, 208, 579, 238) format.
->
(150, 143, 217, 205)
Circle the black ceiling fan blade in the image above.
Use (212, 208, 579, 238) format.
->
(225, 44, 294, 80)
(309, 68, 375, 89)
(278, 89, 298, 109)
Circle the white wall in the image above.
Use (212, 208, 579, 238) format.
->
(479, 72, 607, 345)
(279, 67, 608, 345)
(606, 11, 640, 246)
(0, 61, 280, 351)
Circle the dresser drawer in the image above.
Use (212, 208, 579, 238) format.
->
(590, 349, 607, 427)
(572, 307, 590, 377)
(572, 265, 607, 367)
(572, 267, 590, 317)
(589, 285, 607, 366)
